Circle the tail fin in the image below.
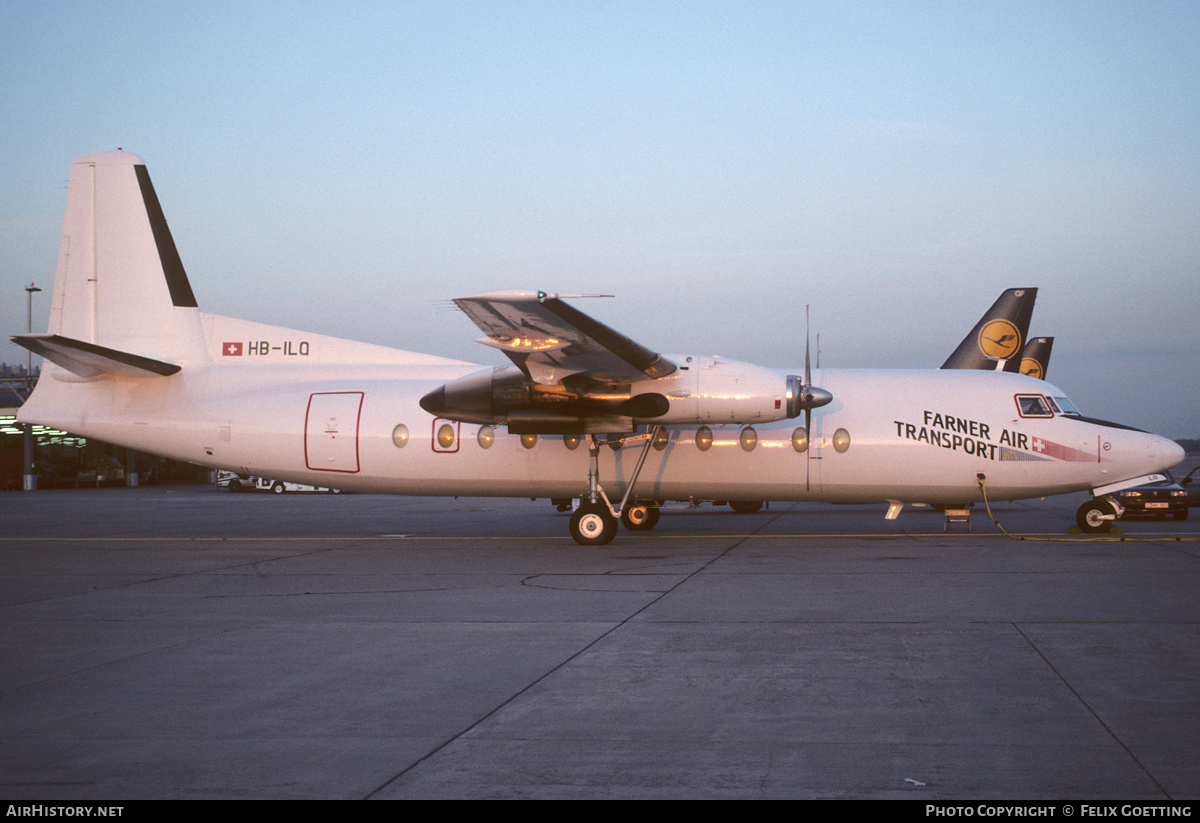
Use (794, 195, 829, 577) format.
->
(1019, 336, 1054, 380)
(940, 288, 1037, 372)
(14, 150, 206, 376)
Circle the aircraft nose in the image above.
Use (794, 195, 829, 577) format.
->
(1157, 436, 1186, 472)
(1135, 430, 1186, 475)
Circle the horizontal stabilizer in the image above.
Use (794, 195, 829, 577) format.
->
(12, 333, 181, 379)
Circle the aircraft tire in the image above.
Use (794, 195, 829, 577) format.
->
(1076, 499, 1115, 533)
(271, 482, 286, 495)
(729, 500, 763, 514)
(570, 504, 617, 546)
(621, 504, 660, 531)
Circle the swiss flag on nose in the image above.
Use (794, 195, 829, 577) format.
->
(223, 342, 243, 356)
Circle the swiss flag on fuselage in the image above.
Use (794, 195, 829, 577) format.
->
(223, 342, 243, 356)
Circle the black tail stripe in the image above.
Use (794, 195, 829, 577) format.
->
(134, 164, 198, 308)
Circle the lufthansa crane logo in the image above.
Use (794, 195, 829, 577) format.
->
(1019, 357, 1045, 380)
(978, 319, 1022, 360)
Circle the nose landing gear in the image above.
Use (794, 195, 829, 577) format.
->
(1076, 497, 1122, 533)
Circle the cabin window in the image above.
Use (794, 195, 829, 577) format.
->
(1015, 394, 1053, 418)
(477, 426, 495, 449)
(392, 424, 409, 448)
(436, 423, 456, 449)
(739, 427, 757, 452)
(606, 433, 623, 451)
(832, 428, 850, 453)
(791, 427, 808, 453)
(521, 433, 538, 450)
(695, 426, 713, 451)
(652, 427, 670, 451)
(563, 434, 581, 450)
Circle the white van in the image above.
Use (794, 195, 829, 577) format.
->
(215, 470, 342, 494)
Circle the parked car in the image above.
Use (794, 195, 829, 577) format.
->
(1116, 469, 1190, 520)
(1182, 465, 1199, 507)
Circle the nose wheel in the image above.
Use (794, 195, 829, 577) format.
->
(1076, 498, 1118, 533)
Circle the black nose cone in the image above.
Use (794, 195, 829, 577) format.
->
(419, 386, 446, 416)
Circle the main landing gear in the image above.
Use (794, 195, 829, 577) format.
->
(728, 500, 764, 514)
(570, 503, 619, 545)
(567, 426, 662, 546)
(621, 503, 660, 531)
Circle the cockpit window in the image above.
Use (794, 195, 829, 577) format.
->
(1053, 396, 1081, 416)
(1015, 394, 1053, 417)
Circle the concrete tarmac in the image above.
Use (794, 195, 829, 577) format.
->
(2, 475, 1198, 799)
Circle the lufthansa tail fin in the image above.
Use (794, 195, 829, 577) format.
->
(1019, 336, 1054, 380)
(14, 150, 207, 374)
(940, 288, 1037, 372)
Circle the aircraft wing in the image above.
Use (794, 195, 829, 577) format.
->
(452, 290, 676, 387)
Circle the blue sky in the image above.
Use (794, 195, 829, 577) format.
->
(3, 1, 1198, 436)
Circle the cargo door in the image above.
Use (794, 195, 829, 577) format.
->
(305, 392, 363, 473)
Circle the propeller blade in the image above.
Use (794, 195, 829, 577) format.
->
(806, 306, 812, 492)
(801, 305, 835, 491)
(805, 305, 812, 388)
(805, 406, 812, 491)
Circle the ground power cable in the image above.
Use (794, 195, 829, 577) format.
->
(976, 473, 1199, 543)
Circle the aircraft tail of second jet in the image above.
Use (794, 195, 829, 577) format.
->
(1019, 336, 1054, 379)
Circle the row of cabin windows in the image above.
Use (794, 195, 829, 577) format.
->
(392, 424, 852, 454)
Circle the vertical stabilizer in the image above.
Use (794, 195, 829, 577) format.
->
(940, 288, 1037, 372)
(1019, 336, 1054, 380)
(48, 150, 206, 364)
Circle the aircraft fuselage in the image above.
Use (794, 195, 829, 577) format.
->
(21, 336, 1178, 507)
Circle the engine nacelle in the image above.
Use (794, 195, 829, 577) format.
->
(419, 366, 670, 433)
(419, 357, 828, 433)
(637, 356, 809, 424)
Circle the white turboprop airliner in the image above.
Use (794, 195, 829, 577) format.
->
(15, 151, 1184, 544)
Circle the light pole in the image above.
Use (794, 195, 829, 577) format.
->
(23, 282, 41, 491)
